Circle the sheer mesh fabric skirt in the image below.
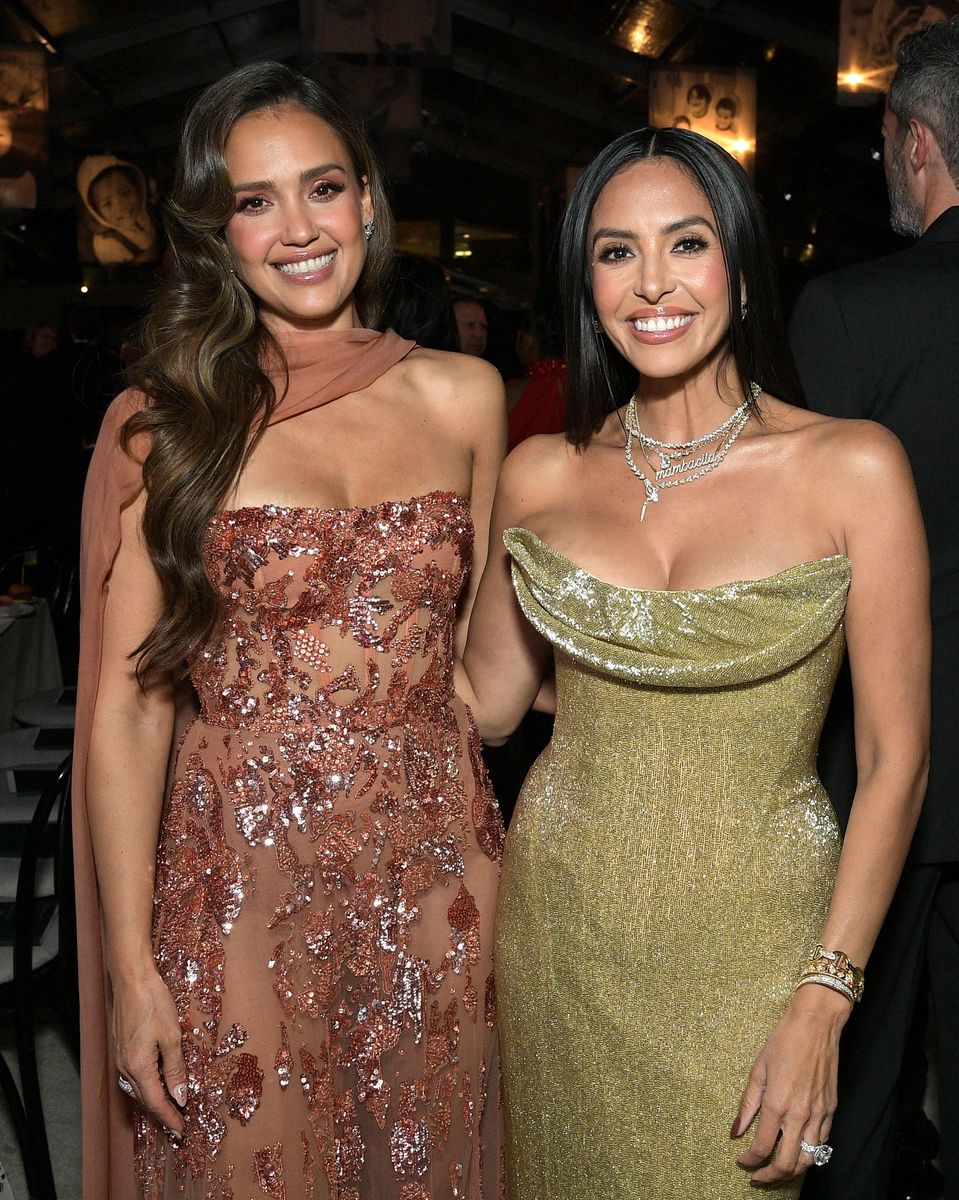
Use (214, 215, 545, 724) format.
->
(133, 497, 504, 1199)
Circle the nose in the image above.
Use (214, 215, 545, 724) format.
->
(634, 252, 674, 305)
(279, 197, 319, 246)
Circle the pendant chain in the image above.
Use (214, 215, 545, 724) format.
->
(623, 382, 760, 522)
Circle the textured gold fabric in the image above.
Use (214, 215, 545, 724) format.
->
(495, 528, 851, 1199)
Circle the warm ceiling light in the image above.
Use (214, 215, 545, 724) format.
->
(627, 23, 649, 52)
(839, 70, 867, 88)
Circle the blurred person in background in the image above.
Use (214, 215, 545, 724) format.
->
(506, 286, 566, 452)
(378, 251, 458, 349)
(453, 295, 488, 356)
(24, 322, 58, 358)
(792, 17, 959, 1200)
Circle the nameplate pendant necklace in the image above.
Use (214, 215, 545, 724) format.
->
(624, 382, 759, 521)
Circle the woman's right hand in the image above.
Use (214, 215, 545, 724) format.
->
(112, 967, 188, 1137)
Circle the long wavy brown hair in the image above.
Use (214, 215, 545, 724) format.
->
(124, 62, 394, 680)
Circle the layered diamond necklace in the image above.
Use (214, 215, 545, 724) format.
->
(624, 381, 760, 521)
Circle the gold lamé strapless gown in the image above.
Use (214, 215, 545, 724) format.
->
(495, 528, 852, 1199)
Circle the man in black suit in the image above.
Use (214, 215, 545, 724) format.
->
(790, 17, 959, 1200)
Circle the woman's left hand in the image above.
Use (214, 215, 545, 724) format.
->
(732, 984, 849, 1185)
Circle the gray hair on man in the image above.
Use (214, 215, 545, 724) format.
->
(889, 15, 959, 187)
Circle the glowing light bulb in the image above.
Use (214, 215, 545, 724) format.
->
(628, 24, 649, 52)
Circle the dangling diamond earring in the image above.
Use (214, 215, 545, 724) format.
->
(363, 220, 374, 242)
(592, 316, 602, 333)
(741, 298, 748, 320)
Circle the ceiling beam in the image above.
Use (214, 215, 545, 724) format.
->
(451, 48, 635, 132)
(2, 0, 112, 102)
(414, 125, 551, 181)
(51, 30, 301, 127)
(449, 0, 650, 84)
(426, 98, 599, 163)
(132, 113, 549, 182)
(668, 0, 835, 64)
(55, 0, 287, 63)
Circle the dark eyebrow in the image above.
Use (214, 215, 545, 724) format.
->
(591, 226, 634, 246)
(591, 216, 717, 246)
(232, 163, 348, 192)
(662, 215, 717, 235)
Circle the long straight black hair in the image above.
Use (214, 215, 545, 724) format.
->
(559, 127, 805, 446)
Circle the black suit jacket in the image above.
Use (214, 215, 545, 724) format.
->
(789, 205, 959, 864)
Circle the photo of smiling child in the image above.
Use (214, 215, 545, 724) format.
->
(714, 97, 738, 133)
(650, 66, 756, 176)
(76, 154, 158, 265)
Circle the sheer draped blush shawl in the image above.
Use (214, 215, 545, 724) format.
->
(73, 327, 415, 1199)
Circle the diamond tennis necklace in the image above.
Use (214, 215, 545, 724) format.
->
(624, 382, 760, 521)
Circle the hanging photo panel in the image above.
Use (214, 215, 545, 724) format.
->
(649, 67, 757, 178)
(76, 155, 159, 266)
(838, 1, 959, 101)
(315, 64, 422, 133)
(301, 0, 450, 55)
(0, 45, 48, 210)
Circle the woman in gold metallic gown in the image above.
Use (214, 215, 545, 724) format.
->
(456, 128, 930, 1197)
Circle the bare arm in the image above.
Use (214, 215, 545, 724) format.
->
(736, 423, 930, 1184)
(452, 357, 508, 661)
(86, 491, 187, 1136)
(456, 439, 556, 742)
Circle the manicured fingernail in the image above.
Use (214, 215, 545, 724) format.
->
(174, 1084, 187, 1106)
(730, 1120, 740, 1138)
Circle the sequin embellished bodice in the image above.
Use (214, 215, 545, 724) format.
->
(496, 527, 850, 1200)
(194, 491, 472, 731)
(139, 491, 503, 1199)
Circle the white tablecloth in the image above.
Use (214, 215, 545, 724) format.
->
(0, 599, 63, 732)
(0, 1157, 17, 1199)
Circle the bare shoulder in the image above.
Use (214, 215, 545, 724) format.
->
(806, 414, 911, 486)
(760, 397, 910, 480)
(386, 346, 504, 426)
(495, 431, 574, 521)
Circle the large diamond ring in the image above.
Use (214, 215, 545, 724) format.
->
(800, 1140, 833, 1167)
(118, 1074, 135, 1096)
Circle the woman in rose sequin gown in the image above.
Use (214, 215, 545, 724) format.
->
(75, 64, 505, 1200)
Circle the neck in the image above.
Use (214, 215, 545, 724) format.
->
(261, 302, 361, 336)
(922, 184, 959, 233)
(633, 360, 749, 444)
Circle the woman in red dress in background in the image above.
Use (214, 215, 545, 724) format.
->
(506, 292, 566, 452)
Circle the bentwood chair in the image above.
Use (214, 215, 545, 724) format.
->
(0, 757, 76, 1200)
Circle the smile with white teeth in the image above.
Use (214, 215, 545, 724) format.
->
(631, 314, 695, 332)
(275, 251, 336, 275)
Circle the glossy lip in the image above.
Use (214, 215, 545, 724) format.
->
(270, 248, 338, 285)
(626, 309, 698, 344)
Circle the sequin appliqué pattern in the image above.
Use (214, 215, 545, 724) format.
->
(138, 492, 504, 1200)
